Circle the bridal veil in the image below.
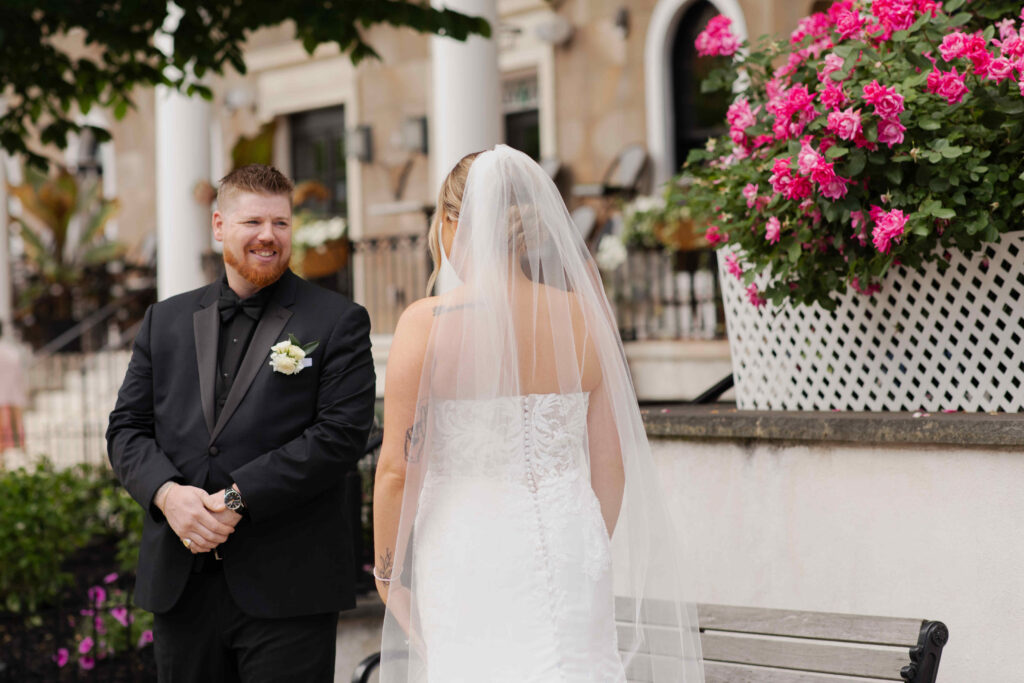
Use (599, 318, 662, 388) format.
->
(379, 145, 703, 682)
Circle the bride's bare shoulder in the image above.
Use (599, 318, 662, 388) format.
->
(394, 296, 440, 339)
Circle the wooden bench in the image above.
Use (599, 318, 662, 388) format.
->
(352, 601, 947, 683)
(618, 599, 947, 683)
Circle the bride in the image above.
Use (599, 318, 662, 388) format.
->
(372, 145, 703, 683)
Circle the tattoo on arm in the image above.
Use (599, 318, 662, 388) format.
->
(404, 403, 427, 463)
(378, 547, 394, 580)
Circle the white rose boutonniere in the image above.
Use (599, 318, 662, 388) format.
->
(269, 334, 321, 376)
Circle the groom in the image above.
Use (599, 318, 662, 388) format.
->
(107, 164, 376, 682)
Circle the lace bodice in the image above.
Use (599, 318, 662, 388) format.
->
(425, 392, 590, 484)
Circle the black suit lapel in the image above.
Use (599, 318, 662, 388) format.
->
(193, 285, 220, 437)
(208, 271, 299, 445)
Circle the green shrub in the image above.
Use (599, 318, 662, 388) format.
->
(0, 461, 143, 613)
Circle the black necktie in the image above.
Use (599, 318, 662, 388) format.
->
(217, 288, 265, 322)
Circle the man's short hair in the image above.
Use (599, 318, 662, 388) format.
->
(216, 164, 294, 212)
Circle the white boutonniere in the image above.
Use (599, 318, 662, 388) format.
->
(269, 334, 320, 375)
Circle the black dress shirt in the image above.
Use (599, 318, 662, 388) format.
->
(214, 277, 279, 423)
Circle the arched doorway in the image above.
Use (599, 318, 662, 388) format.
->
(670, 1, 731, 173)
(645, 0, 748, 185)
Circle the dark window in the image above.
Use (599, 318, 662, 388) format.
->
(290, 106, 347, 217)
(671, 0, 731, 171)
(810, 1, 832, 13)
(502, 73, 541, 161)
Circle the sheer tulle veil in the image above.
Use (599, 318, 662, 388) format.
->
(379, 145, 703, 682)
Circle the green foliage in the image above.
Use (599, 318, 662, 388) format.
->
(0, 461, 143, 614)
(682, 1, 1024, 308)
(7, 164, 123, 290)
(0, 0, 491, 168)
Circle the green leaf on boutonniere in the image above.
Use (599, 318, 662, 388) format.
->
(288, 333, 320, 355)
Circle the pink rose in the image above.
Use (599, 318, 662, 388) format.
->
(871, 0, 917, 33)
(696, 16, 740, 57)
(765, 216, 782, 244)
(80, 657, 95, 671)
(926, 67, 969, 104)
(871, 208, 909, 254)
(819, 53, 846, 81)
(725, 252, 743, 280)
(877, 118, 906, 147)
(103, 573, 119, 584)
(987, 57, 1015, 83)
(797, 139, 822, 175)
(742, 183, 759, 208)
(850, 210, 869, 246)
(820, 82, 848, 110)
(704, 224, 727, 246)
(851, 276, 882, 296)
(746, 283, 767, 308)
(818, 174, 849, 200)
(79, 637, 94, 655)
(727, 98, 757, 131)
(826, 107, 863, 140)
(834, 9, 865, 41)
(939, 31, 969, 62)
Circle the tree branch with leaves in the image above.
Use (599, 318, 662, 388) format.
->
(0, 0, 491, 167)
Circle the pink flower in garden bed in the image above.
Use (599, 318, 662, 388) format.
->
(765, 216, 782, 245)
(53, 648, 70, 668)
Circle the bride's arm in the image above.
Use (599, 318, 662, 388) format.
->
(587, 376, 625, 537)
(373, 298, 434, 603)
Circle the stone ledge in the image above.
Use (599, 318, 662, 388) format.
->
(641, 403, 1024, 448)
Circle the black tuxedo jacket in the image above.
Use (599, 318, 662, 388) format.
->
(107, 270, 376, 617)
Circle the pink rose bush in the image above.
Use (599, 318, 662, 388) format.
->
(685, 0, 1024, 308)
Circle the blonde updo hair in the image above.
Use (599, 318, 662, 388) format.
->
(426, 151, 481, 296)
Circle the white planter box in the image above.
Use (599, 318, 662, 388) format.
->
(718, 231, 1024, 412)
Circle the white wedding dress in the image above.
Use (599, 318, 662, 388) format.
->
(379, 146, 702, 683)
(412, 392, 627, 682)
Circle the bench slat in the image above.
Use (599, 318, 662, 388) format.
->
(699, 604, 923, 648)
(704, 661, 893, 683)
(614, 598, 923, 647)
(700, 633, 908, 680)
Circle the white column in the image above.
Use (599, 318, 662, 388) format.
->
(430, 0, 502, 189)
(155, 4, 211, 299)
(0, 100, 12, 334)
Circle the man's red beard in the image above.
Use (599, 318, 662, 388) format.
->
(224, 241, 289, 289)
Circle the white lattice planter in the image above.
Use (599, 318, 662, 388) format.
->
(718, 231, 1024, 412)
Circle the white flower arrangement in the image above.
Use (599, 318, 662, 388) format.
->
(269, 334, 320, 376)
(595, 234, 628, 272)
(293, 216, 347, 251)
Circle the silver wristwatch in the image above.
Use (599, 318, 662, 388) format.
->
(224, 486, 246, 512)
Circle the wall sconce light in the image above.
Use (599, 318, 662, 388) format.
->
(614, 7, 630, 40)
(535, 15, 573, 46)
(400, 116, 429, 156)
(345, 124, 373, 163)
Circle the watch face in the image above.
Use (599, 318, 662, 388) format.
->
(225, 489, 243, 510)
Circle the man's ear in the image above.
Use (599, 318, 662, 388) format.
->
(212, 211, 224, 242)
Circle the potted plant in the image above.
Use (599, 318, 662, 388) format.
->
(8, 165, 123, 349)
(682, 0, 1024, 411)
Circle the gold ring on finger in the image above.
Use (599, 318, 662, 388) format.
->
(183, 538, 193, 549)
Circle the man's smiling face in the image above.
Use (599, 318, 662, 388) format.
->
(213, 191, 292, 296)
